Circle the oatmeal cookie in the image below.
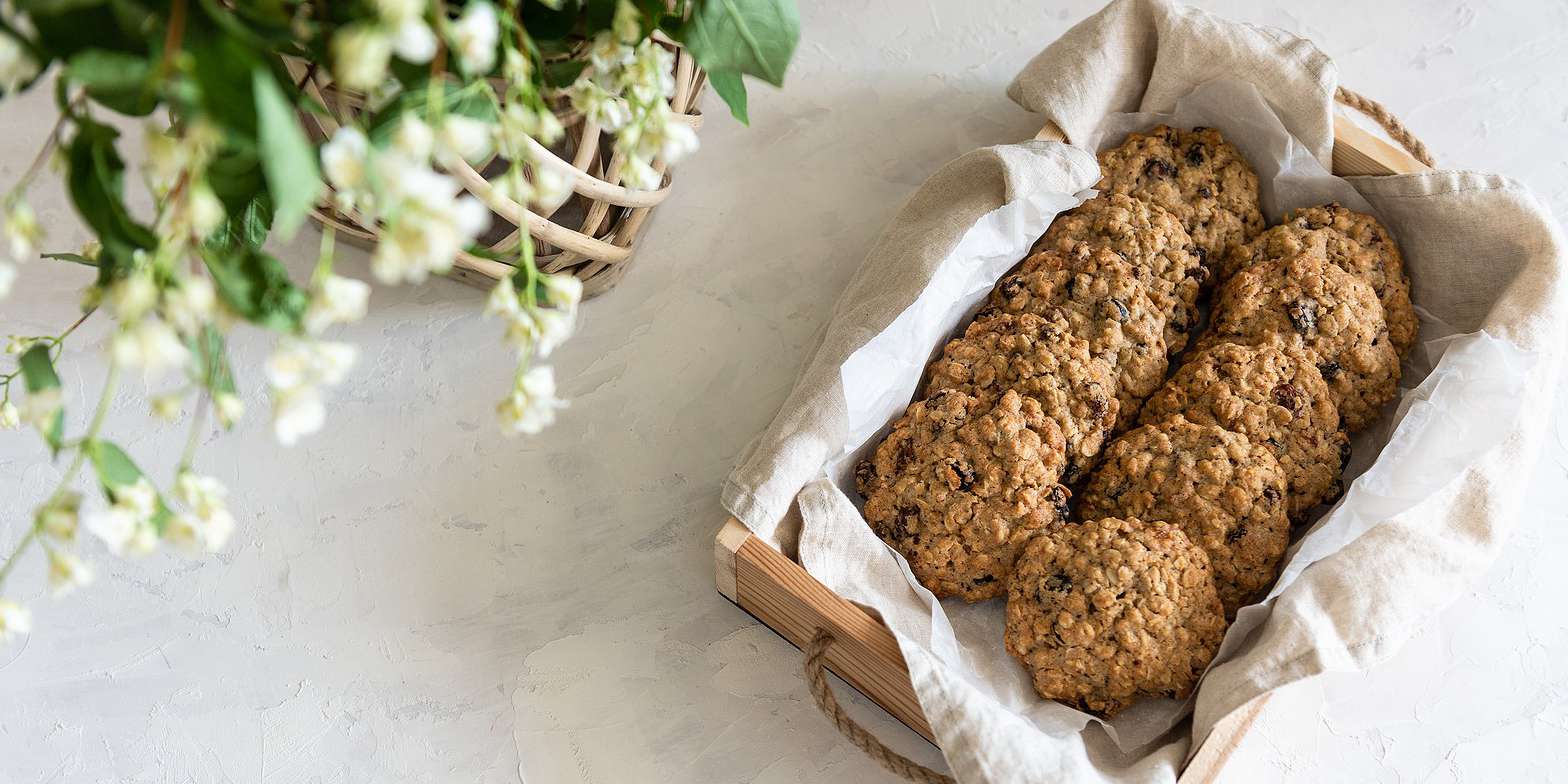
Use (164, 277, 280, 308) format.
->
(924, 312, 1118, 485)
(1200, 253, 1400, 432)
(1095, 125, 1265, 262)
(856, 389, 1071, 601)
(1004, 517, 1226, 716)
(1031, 194, 1208, 354)
(1221, 203, 1417, 355)
(985, 245, 1168, 430)
(1140, 341, 1348, 516)
(1077, 419, 1291, 616)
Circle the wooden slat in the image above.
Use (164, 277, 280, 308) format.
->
(717, 517, 936, 743)
(714, 105, 1428, 777)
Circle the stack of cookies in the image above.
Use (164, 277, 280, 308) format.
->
(856, 124, 1417, 716)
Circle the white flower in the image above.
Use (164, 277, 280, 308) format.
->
(332, 23, 393, 91)
(0, 33, 38, 94)
(499, 103, 564, 150)
(266, 338, 358, 390)
(46, 549, 93, 596)
(175, 471, 227, 517)
(143, 128, 186, 198)
(391, 18, 437, 64)
(621, 40, 676, 102)
(151, 392, 183, 421)
(587, 31, 634, 74)
(448, 1, 499, 75)
(322, 126, 371, 197)
(111, 319, 189, 377)
(653, 117, 699, 164)
(4, 199, 41, 261)
(19, 386, 61, 432)
(272, 384, 326, 446)
(373, 0, 425, 22)
(437, 114, 493, 164)
(615, 154, 660, 190)
(167, 509, 233, 554)
(531, 162, 573, 211)
(531, 307, 574, 357)
(85, 505, 139, 556)
(485, 276, 520, 318)
(0, 399, 18, 429)
(0, 261, 14, 299)
(214, 392, 244, 427)
(186, 181, 227, 239)
(108, 273, 159, 320)
(502, 47, 531, 84)
(390, 114, 435, 160)
(303, 274, 371, 334)
(371, 194, 490, 284)
(198, 506, 235, 551)
(115, 478, 160, 519)
(3, 337, 24, 355)
(162, 276, 215, 336)
(612, 0, 641, 44)
(0, 599, 30, 643)
(541, 273, 582, 310)
(567, 79, 631, 131)
(502, 311, 537, 350)
(496, 365, 566, 435)
(38, 492, 81, 541)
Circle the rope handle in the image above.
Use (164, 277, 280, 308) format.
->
(1334, 86, 1436, 167)
(803, 630, 957, 784)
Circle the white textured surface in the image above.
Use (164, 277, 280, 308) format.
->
(0, 1, 1564, 781)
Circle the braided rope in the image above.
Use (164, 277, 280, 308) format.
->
(1334, 86, 1436, 167)
(803, 630, 956, 784)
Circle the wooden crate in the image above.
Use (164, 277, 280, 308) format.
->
(714, 96, 1430, 782)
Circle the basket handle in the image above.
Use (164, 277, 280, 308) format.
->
(1034, 85, 1436, 168)
(1332, 86, 1435, 167)
(803, 629, 957, 784)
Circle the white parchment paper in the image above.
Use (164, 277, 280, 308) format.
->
(798, 78, 1539, 754)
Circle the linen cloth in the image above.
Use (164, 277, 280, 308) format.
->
(722, 0, 1568, 780)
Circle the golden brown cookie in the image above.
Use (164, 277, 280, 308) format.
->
(924, 312, 1118, 485)
(1221, 203, 1417, 356)
(984, 245, 1168, 430)
(1140, 341, 1348, 517)
(1095, 125, 1265, 263)
(1201, 253, 1400, 432)
(856, 389, 1070, 601)
(1004, 517, 1227, 716)
(1031, 194, 1208, 354)
(1077, 418, 1291, 616)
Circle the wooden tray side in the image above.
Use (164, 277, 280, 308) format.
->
(714, 106, 1423, 780)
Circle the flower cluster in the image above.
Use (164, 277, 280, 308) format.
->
(485, 272, 578, 434)
(0, 0, 800, 644)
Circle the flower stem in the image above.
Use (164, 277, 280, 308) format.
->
(0, 359, 120, 593)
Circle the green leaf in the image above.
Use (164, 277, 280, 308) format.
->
(86, 439, 142, 488)
(64, 118, 155, 284)
(707, 70, 749, 124)
(65, 48, 154, 115)
(678, 0, 798, 87)
(86, 439, 172, 531)
(252, 67, 320, 241)
(187, 324, 237, 397)
(41, 251, 100, 266)
(541, 59, 587, 89)
(203, 245, 307, 333)
(18, 344, 62, 392)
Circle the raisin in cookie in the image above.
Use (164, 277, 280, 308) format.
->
(1078, 419, 1291, 616)
(1201, 253, 1400, 432)
(1140, 341, 1348, 517)
(924, 312, 1118, 485)
(1095, 125, 1265, 262)
(856, 389, 1070, 601)
(985, 245, 1167, 430)
(1221, 203, 1417, 355)
(1031, 194, 1207, 354)
(1004, 517, 1226, 716)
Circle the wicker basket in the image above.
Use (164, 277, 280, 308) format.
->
(282, 36, 707, 299)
